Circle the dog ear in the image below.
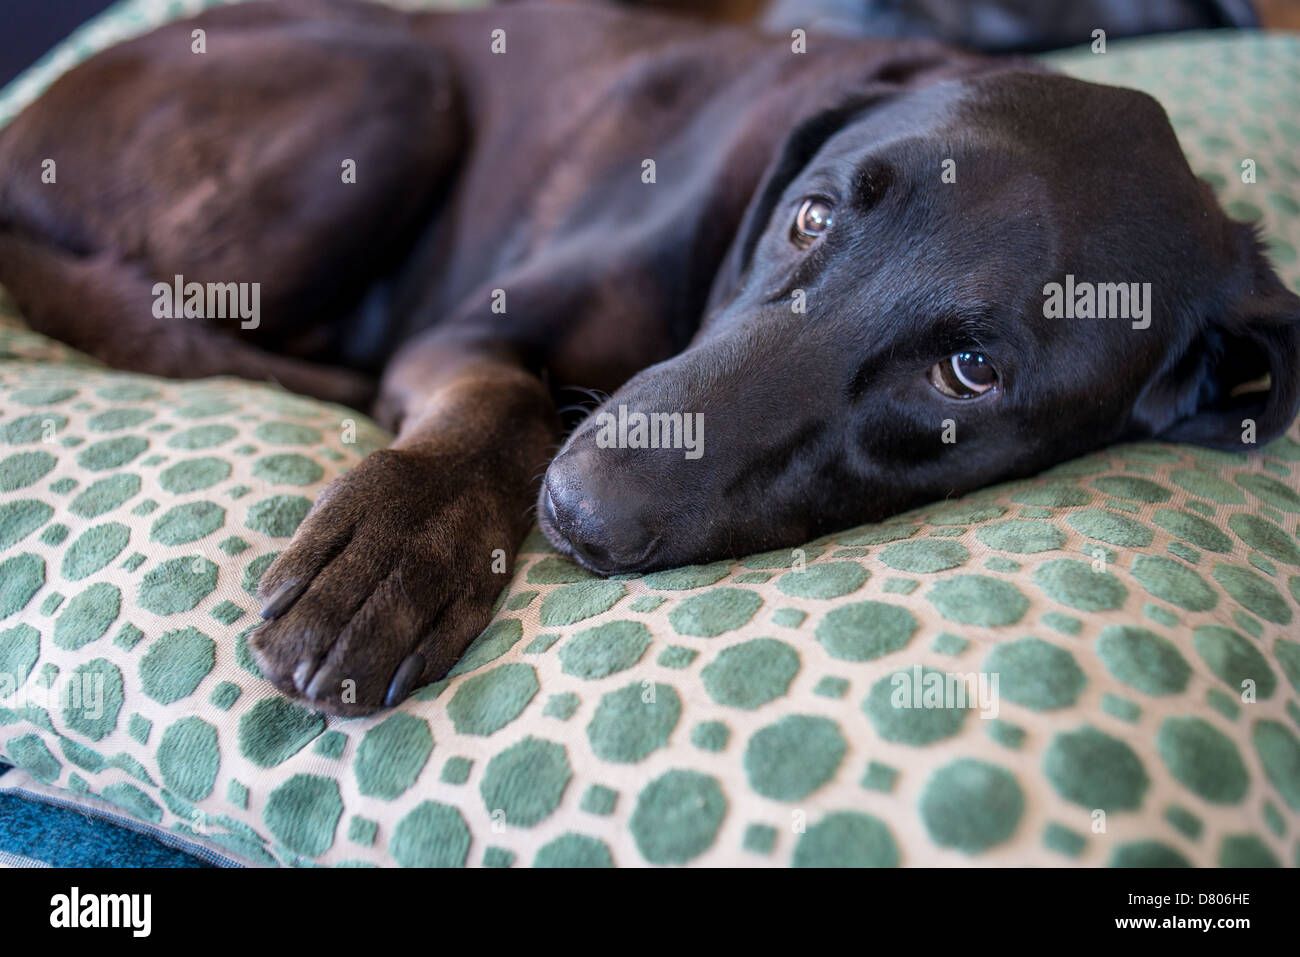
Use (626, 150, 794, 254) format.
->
(1143, 230, 1300, 451)
(706, 91, 890, 312)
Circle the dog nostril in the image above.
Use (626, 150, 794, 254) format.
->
(569, 538, 613, 568)
(543, 485, 559, 528)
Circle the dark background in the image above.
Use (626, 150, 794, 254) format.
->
(0, 0, 116, 87)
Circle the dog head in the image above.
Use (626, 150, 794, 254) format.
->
(540, 71, 1300, 573)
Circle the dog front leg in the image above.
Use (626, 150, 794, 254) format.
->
(249, 337, 559, 715)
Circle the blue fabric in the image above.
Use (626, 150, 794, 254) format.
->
(0, 765, 214, 867)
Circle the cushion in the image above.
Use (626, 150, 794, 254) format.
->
(1, 0, 1298, 867)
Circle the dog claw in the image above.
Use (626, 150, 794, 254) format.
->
(292, 658, 317, 693)
(386, 653, 425, 708)
(305, 665, 338, 702)
(260, 578, 309, 620)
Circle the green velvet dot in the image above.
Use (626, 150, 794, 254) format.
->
(68, 474, 140, 518)
(351, 713, 434, 800)
(1092, 475, 1171, 503)
(245, 494, 312, 537)
(262, 774, 344, 858)
(863, 668, 968, 744)
(836, 525, 918, 546)
(1228, 513, 1300, 564)
(587, 682, 680, 762)
(1193, 625, 1276, 700)
(6, 733, 61, 784)
(1153, 508, 1234, 551)
(927, 503, 1006, 524)
(52, 582, 120, 650)
(861, 761, 898, 792)
(387, 801, 469, 867)
(793, 812, 898, 867)
(641, 563, 730, 590)
(58, 738, 103, 772)
(347, 815, 377, 846)
(525, 556, 596, 584)
(158, 457, 231, 493)
(742, 545, 825, 568)
(878, 538, 969, 573)
(479, 736, 570, 827)
(432, 756, 469, 784)
(1164, 803, 1202, 839)
(1042, 823, 1086, 857)
(581, 784, 617, 815)
(1044, 726, 1148, 810)
(772, 607, 806, 628)
(12, 386, 77, 406)
(166, 424, 238, 450)
(1129, 555, 1217, 611)
(691, 721, 729, 751)
(928, 575, 1029, 626)
(157, 716, 219, 802)
(931, 632, 969, 655)
(629, 595, 665, 613)
(544, 692, 579, 720)
(656, 645, 697, 668)
(237, 697, 325, 768)
(539, 580, 627, 626)
(919, 759, 1024, 853)
(1169, 469, 1244, 504)
(481, 846, 514, 868)
(61, 522, 130, 580)
(1236, 473, 1300, 512)
(253, 453, 324, 486)
(813, 675, 849, 698)
(815, 601, 918, 661)
(1012, 483, 1092, 507)
(629, 770, 725, 864)
(0, 500, 54, 549)
(447, 662, 539, 736)
(776, 561, 868, 598)
(742, 823, 777, 855)
(1218, 834, 1279, 867)
(0, 450, 56, 491)
(534, 833, 613, 868)
(76, 435, 147, 471)
(313, 730, 346, 759)
(1253, 720, 1300, 811)
(0, 553, 45, 618)
(1095, 625, 1190, 696)
(1157, 717, 1249, 804)
(558, 620, 651, 679)
(0, 412, 67, 443)
(985, 636, 1085, 710)
(975, 519, 1066, 554)
(139, 626, 215, 704)
(138, 557, 217, 614)
(149, 501, 225, 545)
(1278, 639, 1300, 695)
(744, 714, 845, 801)
(0, 623, 40, 691)
(1213, 563, 1292, 624)
(448, 618, 524, 676)
(254, 421, 322, 445)
(668, 588, 761, 636)
(701, 638, 799, 710)
(1110, 841, 1190, 868)
(60, 658, 123, 742)
(1033, 558, 1128, 611)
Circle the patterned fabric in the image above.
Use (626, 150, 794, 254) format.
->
(1, 0, 1299, 867)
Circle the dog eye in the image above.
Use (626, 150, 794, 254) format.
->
(791, 197, 834, 248)
(929, 352, 998, 399)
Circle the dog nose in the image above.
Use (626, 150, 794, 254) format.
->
(543, 451, 656, 572)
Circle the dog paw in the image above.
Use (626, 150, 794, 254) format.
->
(248, 448, 511, 716)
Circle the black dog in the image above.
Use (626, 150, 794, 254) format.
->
(0, 0, 1296, 715)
